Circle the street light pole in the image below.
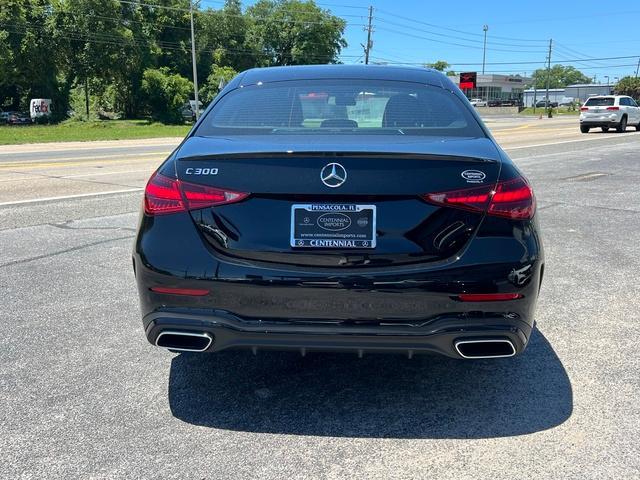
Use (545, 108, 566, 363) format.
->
(189, 0, 200, 120)
(482, 25, 488, 75)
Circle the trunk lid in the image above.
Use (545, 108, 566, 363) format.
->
(175, 135, 502, 267)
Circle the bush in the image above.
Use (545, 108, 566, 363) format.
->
(141, 68, 192, 124)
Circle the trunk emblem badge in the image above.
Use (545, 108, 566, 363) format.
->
(461, 169, 486, 183)
(321, 163, 347, 188)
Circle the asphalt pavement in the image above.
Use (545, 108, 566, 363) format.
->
(1, 119, 639, 479)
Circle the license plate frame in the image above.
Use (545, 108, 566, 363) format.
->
(290, 204, 377, 249)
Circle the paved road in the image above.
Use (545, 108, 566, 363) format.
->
(1, 122, 639, 478)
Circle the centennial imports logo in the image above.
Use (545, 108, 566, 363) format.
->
(317, 213, 352, 231)
(461, 169, 486, 183)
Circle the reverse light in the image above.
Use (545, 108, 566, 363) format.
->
(144, 172, 249, 215)
(424, 176, 536, 220)
(456, 293, 523, 302)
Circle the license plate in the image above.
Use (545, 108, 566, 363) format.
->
(290, 204, 376, 248)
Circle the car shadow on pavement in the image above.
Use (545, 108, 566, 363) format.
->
(167, 328, 572, 439)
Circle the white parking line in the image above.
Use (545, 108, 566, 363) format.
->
(0, 188, 143, 207)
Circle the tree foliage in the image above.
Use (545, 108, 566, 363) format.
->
(200, 64, 238, 103)
(246, 0, 347, 66)
(426, 61, 449, 72)
(141, 67, 192, 123)
(531, 65, 592, 89)
(0, 0, 347, 121)
(614, 76, 640, 100)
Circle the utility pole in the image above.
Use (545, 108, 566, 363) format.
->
(545, 38, 552, 118)
(364, 6, 374, 65)
(482, 25, 488, 74)
(189, 0, 200, 119)
(635, 57, 640, 78)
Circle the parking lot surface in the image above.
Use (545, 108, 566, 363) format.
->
(1, 118, 639, 478)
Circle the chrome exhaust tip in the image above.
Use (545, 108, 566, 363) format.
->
(454, 339, 516, 359)
(155, 331, 213, 352)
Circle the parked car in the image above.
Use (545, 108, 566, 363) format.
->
(134, 65, 542, 360)
(0, 111, 18, 124)
(487, 99, 501, 107)
(579, 95, 640, 133)
(535, 99, 558, 108)
(6, 112, 32, 125)
(559, 96, 574, 106)
(469, 98, 487, 107)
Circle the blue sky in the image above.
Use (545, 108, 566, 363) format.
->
(266, 0, 640, 82)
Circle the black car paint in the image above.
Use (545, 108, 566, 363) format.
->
(133, 65, 543, 359)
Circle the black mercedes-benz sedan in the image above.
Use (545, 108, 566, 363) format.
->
(133, 65, 543, 360)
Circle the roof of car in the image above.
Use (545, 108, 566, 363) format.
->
(234, 64, 452, 89)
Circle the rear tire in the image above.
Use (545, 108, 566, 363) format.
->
(580, 125, 590, 133)
(601, 126, 609, 132)
(617, 116, 627, 133)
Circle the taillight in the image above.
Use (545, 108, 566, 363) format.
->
(580, 107, 588, 111)
(144, 172, 184, 215)
(144, 172, 249, 215)
(424, 176, 536, 220)
(456, 293, 523, 302)
(606, 106, 619, 111)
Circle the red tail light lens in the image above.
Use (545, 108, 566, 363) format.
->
(488, 177, 536, 219)
(144, 172, 249, 215)
(456, 293, 523, 302)
(606, 106, 619, 111)
(424, 176, 535, 220)
(580, 107, 588, 111)
(144, 172, 184, 215)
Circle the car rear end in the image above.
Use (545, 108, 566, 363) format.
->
(133, 67, 543, 360)
(580, 96, 621, 130)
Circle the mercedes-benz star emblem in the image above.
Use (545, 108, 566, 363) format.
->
(320, 163, 347, 188)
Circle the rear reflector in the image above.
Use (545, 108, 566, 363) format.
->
(144, 172, 249, 215)
(457, 293, 523, 302)
(150, 286, 209, 296)
(424, 176, 535, 220)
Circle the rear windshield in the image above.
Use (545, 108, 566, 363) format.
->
(195, 79, 485, 138)
(584, 97, 615, 106)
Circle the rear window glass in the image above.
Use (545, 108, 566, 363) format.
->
(584, 97, 615, 106)
(195, 79, 485, 138)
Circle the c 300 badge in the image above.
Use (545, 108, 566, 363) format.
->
(461, 169, 486, 183)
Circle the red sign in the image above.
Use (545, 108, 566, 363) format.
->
(459, 72, 477, 90)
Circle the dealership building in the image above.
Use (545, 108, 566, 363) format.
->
(451, 73, 532, 101)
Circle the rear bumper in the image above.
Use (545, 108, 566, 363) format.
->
(133, 210, 543, 358)
(143, 310, 532, 358)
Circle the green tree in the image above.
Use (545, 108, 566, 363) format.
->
(246, 0, 347, 66)
(614, 76, 640, 100)
(426, 60, 449, 71)
(200, 64, 238, 104)
(141, 67, 191, 123)
(531, 65, 591, 89)
(0, 0, 64, 116)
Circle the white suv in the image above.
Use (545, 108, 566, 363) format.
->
(580, 95, 640, 133)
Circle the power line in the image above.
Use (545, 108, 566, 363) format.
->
(375, 26, 547, 54)
(375, 7, 547, 43)
(375, 16, 546, 49)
